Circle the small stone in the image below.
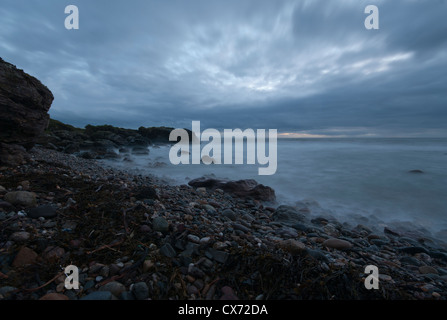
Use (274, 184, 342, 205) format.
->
(132, 282, 149, 300)
(196, 187, 207, 194)
(140, 225, 151, 233)
(42, 246, 65, 262)
(56, 282, 66, 292)
(278, 239, 306, 255)
(143, 260, 154, 273)
(160, 243, 176, 258)
(203, 204, 217, 215)
(187, 284, 199, 295)
(39, 293, 69, 300)
(419, 266, 438, 275)
(187, 234, 201, 244)
(19, 181, 30, 190)
(322, 238, 353, 250)
(232, 223, 251, 233)
(379, 274, 393, 281)
(27, 204, 57, 219)
(0, 286, 17, 299)
(220, 286, 239, 300)
(208, 249, 229, 264)
(200, 237, 211, 245)
(12, 247, 38, 267)
(100, 281, 126, 297)
(10, 231, 31, 243)
(222, 209, 236, 221)
(4, 191, 36, 207)
(152, 216, 169, 232)
(432, 292, 441, 299)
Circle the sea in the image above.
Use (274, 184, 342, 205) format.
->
(102, 138, 447, 240)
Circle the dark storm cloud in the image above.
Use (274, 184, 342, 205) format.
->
(1, 0, 446, 136)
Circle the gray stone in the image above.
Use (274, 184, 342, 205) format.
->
(207, 248, 229, 264)
(419, 265, 438, 275)
(271, 205, 307, 225)
(4, 191, 36, 207)
(203, 204, 217, 215)
(27, 204, 57, 219)
(160, 243, 176, 258)
(99, 281, 126, 297)
(10, 231, 30, 242)
(132, 282, 149, 300)
(222, 208, 236, 221)
(322, 238, 353, 250)
(399, 256, 423, 266)
(152, 216, 169, 232)
(232, 223, 251, 233)
(0, 286, 17, 299)
(305, 248, 329, 262)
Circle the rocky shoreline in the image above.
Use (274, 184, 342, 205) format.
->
(1, 146, 447, 300)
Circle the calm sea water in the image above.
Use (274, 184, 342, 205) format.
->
(103, 138, 447, 237)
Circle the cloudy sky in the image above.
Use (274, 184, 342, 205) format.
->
(1, 0, 446, 137)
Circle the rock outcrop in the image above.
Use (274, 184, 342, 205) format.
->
(188, 176, 276, 202)
(0, 57, 54, 165)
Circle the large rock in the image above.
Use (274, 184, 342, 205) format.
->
(4, 191, 37, 207)
(188, 177, 276, 202)
(0, 58, 54, 165)
(271, 205, 308, 225)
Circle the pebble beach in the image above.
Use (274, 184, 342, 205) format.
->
(1, 146, 447, 300)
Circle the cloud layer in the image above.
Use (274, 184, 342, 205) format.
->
(1, 0, 446, 136)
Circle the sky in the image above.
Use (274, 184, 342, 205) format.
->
(1, 0, 447, 137)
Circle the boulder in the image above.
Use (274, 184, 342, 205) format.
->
(0, 58, 54, 165)
(271, 205, 307, 225)
(4, 191, 37, 207)
(188, 177, 276, 202)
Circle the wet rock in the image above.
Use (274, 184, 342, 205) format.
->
(188, 177, 276, 202)
(42, 246, 65, 262)
(419, 266, 438, 275)
(135, 186, 158, 200)
(220, 286, 239, 300)
(160, 243, 176, 258)
(207, 248, 229, 264)
(400, 256, 423, 266)
(322, 238, 353, 250)
(408, 170, 424, 174)
(99, 281, 126, 297)
(0, 286, 17, 299)
(10, 231, 31, 243)
(305, 248, 329, 262)
(12, 247, 38, 267)
(187, 234, 200, 244)
(0, 200, 15, 212)
(132, 282, 149, 300)
(27, 204, 57, 219)
(152, 216, 169, 232)
(278, 239, 306, 255)
(4, 191, 36, 207)
(271, 205, 307, 225)
(222, 208, 237, 221)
